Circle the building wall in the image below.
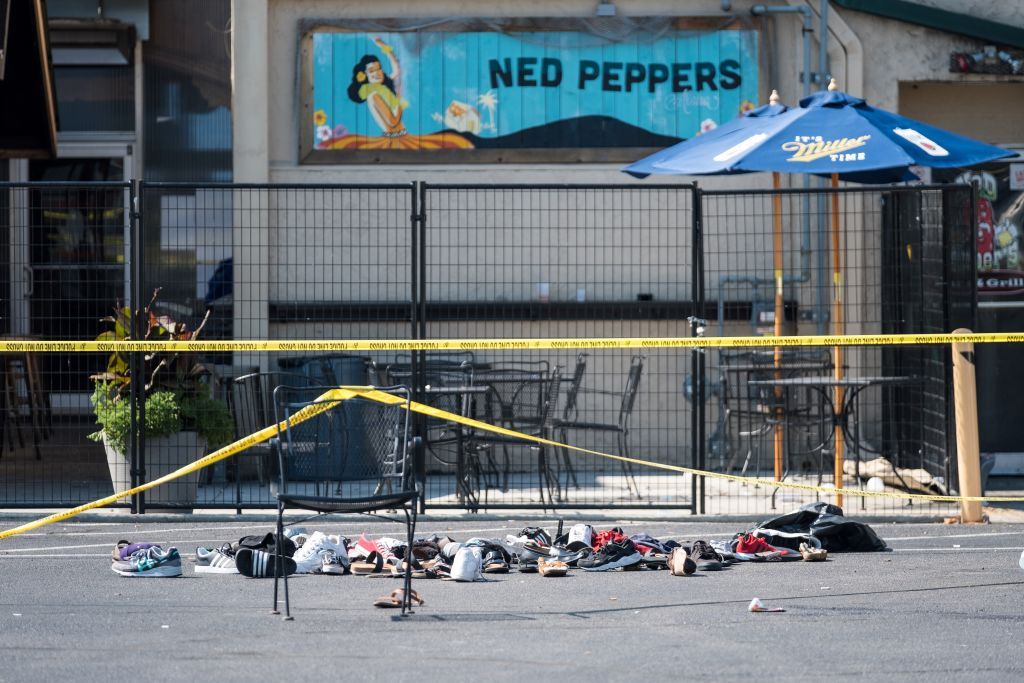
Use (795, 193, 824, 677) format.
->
(244, 0, 1019, 183)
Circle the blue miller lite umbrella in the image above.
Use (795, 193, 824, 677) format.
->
(625, 79, 1015, 182)
(625, 80, 1017, 493)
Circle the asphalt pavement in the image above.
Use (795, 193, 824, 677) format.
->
(1, 516, 1023, 682)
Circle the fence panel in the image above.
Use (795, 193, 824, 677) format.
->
(0, 181, 980, 517)
(698, 185, 971, 516)
(420, 185, 696, 510)
(0, 182, 130, 507)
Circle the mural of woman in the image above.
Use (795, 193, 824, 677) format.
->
(326, 37, 473, 150)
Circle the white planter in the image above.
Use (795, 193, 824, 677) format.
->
(104, 432, 205, 508)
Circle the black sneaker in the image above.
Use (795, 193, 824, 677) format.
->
(689, 540, 724, 571)
(235, 548, 297, 578)
(514, 526, 552, 546)
(578, 539, 642, 572)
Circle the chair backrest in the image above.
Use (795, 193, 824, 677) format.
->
(272, 384, 412, 491)
(561, 352, 588, 422)
(617, 355, 645, 428)
(474, 361, 549, 425)
(277, 355, 370, 386)
(540, 365, 564, 432)
(229, 371, 317, 442)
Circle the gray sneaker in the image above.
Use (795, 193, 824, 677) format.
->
(195, 544, 238, 574)
(112, 546, 182, 577)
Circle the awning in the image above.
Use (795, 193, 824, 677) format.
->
(0, 0, 59, 159)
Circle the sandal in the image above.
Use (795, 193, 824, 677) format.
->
(538, 558, 568, 577)
(799, 542, 828, 562)
(373, 588, 424, 609)
(640, 552, 669, 570)
(392, 557, 429, 579)
(351, 551, 386, 575)
(482, 549, 510, 574)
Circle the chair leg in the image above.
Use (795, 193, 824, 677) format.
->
(275, 504, 293, 620)
(401, 502, 417, 616)
(500, 444, 511, 492)
(537, 447, 551, 510)
(618, 432, 641, 499)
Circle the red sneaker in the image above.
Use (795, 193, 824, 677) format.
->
(735, 534, 780, 554)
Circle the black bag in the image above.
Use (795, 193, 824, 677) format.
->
(751, 501, 888, 552)
(235, 532, 297, 558)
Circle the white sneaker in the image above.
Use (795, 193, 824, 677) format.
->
(317, 549, 349, 575)
(293, 532, 346, 574)
(449, 547, 484, 582)
(567, 524, 594, 550)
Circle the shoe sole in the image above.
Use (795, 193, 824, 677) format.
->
(112, 564, 182, 577)
(235, 549, 297, 578)
(581, 552, 643, 571)
(695, 558, 723, 571)
(194, 564, 239, 574)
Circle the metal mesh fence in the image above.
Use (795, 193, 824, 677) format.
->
(418, 185, 695, 509)
(697, 185, 974, 516)
(0, 180, 982, 516)
(0, 183, 129, 507)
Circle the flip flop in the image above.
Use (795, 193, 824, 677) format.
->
(373, 588, 425, 609)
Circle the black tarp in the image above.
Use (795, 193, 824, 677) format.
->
(750, 501, 889, 552)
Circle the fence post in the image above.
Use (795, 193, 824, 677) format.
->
(129, 180, 145, 513)
(412, 182, 427, 512)
(951, 328, 984, 523)
(690, 183, 706, 515)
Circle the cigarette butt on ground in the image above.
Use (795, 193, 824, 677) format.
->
(748, 597, 785, 613)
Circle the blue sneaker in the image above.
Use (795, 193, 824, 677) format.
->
(112, 546, 182, 577)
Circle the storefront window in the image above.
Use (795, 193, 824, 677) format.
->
(53, 65, 135, 132)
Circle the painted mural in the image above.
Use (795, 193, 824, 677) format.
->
(310, 29, 759, 152)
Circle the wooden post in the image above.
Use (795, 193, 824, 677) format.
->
(772, 171, 784, 482)
(830, 173, 844, 508)
(951, 328, 984, 523)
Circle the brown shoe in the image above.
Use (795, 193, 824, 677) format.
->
(538, 557, 568, 577)
(668, 547, 696, 576)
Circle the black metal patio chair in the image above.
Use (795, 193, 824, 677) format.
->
(554, 355, 644, 498)
(269, 384, 418, 619)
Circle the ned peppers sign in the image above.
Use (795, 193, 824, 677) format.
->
(309, 28, 759, 153)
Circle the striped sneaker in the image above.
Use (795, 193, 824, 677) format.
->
(235, 548, 297, 578)
(317, 549, 348, 575)
(195, 544, 238, 574)
(111, 546, 182, 577)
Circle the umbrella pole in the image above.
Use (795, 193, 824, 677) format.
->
(773, 172, 784, 482)
(831, 172, 844, 507)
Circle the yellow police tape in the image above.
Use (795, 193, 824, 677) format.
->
(2, 385, 1022, 541)
(0, 331, 1022, 353)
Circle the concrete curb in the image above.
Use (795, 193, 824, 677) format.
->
(0, 508, 958, 526)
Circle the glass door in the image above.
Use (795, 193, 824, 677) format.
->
(23, 156, 129, 397)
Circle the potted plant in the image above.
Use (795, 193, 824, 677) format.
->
(88, 289, 234, 507)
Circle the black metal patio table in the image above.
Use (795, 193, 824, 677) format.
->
(747, 374, 918, 508)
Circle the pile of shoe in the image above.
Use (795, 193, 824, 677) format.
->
(116, 517, 839, 586)
(111, 540, 181, 578)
